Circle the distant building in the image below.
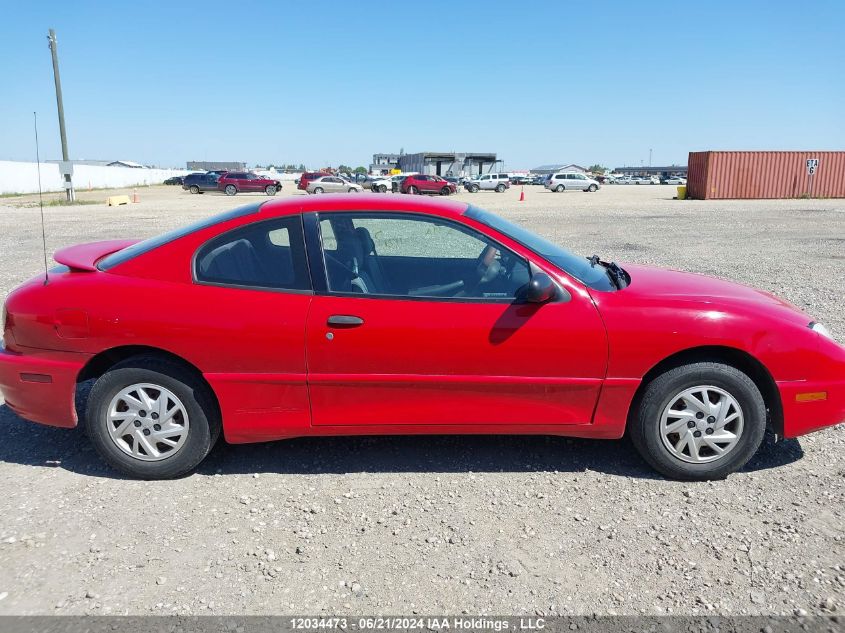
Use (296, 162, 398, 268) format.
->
(397, 152, 499, 177)
(370, 153, 400, 174)
(531, 163, 587, 175)
(615, 165, 687, 178)
(107, 160, 145, 168)
(187, 161, 246, 172)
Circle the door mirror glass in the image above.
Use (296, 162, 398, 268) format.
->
(522, 273, 556, 303)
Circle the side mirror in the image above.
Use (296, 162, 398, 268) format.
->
(523, 273, 556, 304)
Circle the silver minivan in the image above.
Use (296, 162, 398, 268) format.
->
(544, 172, 600, 192)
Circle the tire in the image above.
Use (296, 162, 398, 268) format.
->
(378, 185, 387, 193)
(407, 186, 418, 195)
(440, 187, 451, 196)
(555, 185, 565, 192)
(265, 185, 277, 196)
(588, 184, 598, 192)
(469, 185, 479, 193)
(189, 185, 199, 194)
(348, 188, 358, 193)
(495, 184, 506, 193)
(85, 356, 221, 480)
(629, 362, 766, 481)
(313, 187, 324, 194)
(224, 184, 237, 196)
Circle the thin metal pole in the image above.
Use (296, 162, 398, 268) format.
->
(47, 29, 74, 201)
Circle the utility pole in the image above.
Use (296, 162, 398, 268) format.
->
(649, 148, 653, 167)
(47, 28, 74, 201)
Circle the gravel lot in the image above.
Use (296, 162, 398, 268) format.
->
(0, 184, 842, 616)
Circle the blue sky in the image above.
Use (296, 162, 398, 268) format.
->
(1, 0, 843, 170)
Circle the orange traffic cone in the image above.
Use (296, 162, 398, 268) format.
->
(519, 187, 525, 202)
(132, 188, 139, 203)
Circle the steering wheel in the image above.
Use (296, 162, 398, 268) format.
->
(465, 244, 502, 293)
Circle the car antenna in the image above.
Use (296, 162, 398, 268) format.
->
(33, 112, 50, 286)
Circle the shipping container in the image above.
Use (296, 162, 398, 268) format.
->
(686, 151, 845, 199)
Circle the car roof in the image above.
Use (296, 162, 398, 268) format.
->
(260, 193, 469, 218)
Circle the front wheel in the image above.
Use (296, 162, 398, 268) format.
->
(407, 186, 418, 195)
(224, 184, 237, 196)
(629, 362, 766, 481)
(588, 184, 598, 192)
(348, 188, 358, 193)
(378, 185, 388, 193)
(313, 187, 324, 194)
(265, 185, 277, 196)
(85, 357, 220, 479)
(440, 187, 451, 196)
(469, 185, 479, 193)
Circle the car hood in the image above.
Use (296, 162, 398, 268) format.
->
(620, 263, 811, 326)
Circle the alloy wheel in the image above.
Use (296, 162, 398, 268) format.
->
(106, 383, 190, 462)
(659, 385, 744, 464)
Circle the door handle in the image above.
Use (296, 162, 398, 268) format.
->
(327, 315, 364, 328)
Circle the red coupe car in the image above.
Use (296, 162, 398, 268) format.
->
(1, 196, 842, 480)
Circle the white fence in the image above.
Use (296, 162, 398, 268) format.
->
(0, 161, 190, 195)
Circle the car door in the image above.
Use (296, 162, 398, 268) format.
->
(304, 211, 608, 428)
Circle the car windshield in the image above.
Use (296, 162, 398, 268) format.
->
(98, 203, 262, 270)
(464, 206, 617, 291)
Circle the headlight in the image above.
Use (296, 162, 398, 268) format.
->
(810, 321, 834, 341)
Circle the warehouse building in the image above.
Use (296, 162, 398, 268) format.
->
(370, 153, 400, 174)
(186, 161, 246, 172)
(397, 152, 498, 177)
(531, 163, 588, 175)
(615, 165, 688, 178)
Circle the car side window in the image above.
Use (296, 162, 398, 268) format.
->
(318, 213, 530, 300)
(195, 216, 310, 291)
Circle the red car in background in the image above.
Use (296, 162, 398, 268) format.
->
(400, 174, 457, 195)
(0, 195, 843, 480)
(298, 172, 331, 191)
(216, 172, 282, 196)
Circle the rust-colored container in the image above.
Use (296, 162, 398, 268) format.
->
(687, 151, 845, 199)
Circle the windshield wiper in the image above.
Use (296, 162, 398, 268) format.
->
(587, 254, 626, 289)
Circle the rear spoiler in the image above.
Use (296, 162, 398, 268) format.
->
(53, 239, 140, 272)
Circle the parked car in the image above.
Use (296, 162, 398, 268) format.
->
(510, 175, 531, 186)
(182, 172, 220, 194)
(530, 175, 547, 185)
(163, 176, 184, 186)
(297, 172, 331, 191)
(217, 172, 282, 196)
(464, 173, 510, 193)
(3, 195, 842, 480)
(400, 174, 457, 195)
(663, 175, 688, 185)
(306, 176, 363, 194)
(544, 173, 601, 192)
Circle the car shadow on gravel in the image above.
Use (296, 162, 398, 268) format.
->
(0, 403, 804, 480)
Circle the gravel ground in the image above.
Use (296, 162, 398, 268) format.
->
(0, 184, 842, 616)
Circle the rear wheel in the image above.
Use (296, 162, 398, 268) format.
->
(85, 357, 220, 480)
(313, 187, 324, 194)
(224, 184, 237, 196)
(189, 185, 199, 194)
(555, 185, 565, 192)
(265, 185, 277, 196)
(629, 362, 766, 480)
(378, 185, 387, 193)
(495, 184, 506, 193)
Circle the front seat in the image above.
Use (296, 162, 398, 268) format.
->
(354, 227, 390, 294)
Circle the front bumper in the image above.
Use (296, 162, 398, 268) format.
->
(778, 377, 845, 438)
(0, 344, 86, 428)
